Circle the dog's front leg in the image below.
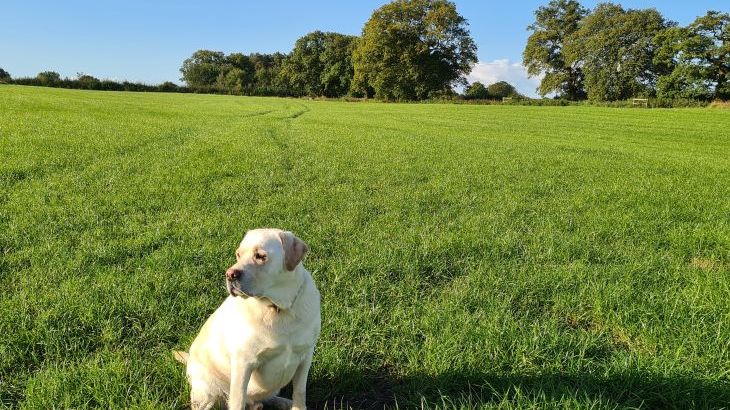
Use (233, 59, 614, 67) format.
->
(229, 358, 254, 410)
(291, 350, 314, 410)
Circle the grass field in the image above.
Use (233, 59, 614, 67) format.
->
(1, 85, 728, 409)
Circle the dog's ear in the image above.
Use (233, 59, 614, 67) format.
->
(279, 231, 308, 271)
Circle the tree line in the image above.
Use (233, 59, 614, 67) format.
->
(2, 0, 727, 102)
(180, 0, 479, 100)
(178, 0, 730, 101)
(178, 38, 355, 98)
(1, 70, 182, 93)
(523, 0, 729, 101)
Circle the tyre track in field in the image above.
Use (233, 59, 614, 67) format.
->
(240, 109, 274, 118)
(241, 102, 311, 207)
(264, 103, 311, 174)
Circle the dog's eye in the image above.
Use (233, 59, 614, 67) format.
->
(254, 251, 267, 262)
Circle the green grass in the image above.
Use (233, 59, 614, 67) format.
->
(1, 85, 728, 409)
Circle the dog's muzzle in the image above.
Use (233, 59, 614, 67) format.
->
(225, 268, 242, 281)
(225, 269, 254, 298)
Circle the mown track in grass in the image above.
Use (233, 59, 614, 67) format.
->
(0, 85, 728, 409)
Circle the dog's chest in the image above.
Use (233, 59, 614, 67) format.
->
(252, 339, 310, 389)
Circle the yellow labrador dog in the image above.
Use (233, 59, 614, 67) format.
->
(174, 229, 321, 410)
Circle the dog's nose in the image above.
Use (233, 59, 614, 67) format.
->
(226, 268, 242, 281)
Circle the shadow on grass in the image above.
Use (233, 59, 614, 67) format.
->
(306, 367, 730, 409)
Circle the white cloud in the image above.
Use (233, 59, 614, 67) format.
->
(466, 59, 543, 98)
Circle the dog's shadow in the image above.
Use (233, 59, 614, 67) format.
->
(298, 367, 729, 409)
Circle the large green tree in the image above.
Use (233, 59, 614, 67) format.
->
(318, 34, 357, 97)
(180, 50, 226, 88)
(523, 0, 588, 100)
(565, 4, 671, 101)
(281, 31, 357, 97)
(464, 81, 488, 99)
(352, 0, 477, 100)
(689, 11, 730, 99)
(0, 68, 10, 82)
(654, 11, 730, 100)
(653, 26, 714, 99)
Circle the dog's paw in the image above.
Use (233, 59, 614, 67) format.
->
(249, 402, 264, 410)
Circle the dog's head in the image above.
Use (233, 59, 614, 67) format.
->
(225, 229, 308, 305)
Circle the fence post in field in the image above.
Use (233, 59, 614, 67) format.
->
(632, 98, 648, 108)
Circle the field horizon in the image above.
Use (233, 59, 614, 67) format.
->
(1, 85, 728, 409)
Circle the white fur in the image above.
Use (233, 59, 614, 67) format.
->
(180, 229, 321, 410)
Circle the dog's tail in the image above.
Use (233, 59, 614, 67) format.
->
(172, 350, 189, 364)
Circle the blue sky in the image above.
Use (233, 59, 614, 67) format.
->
(1, 1, 727, 96)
